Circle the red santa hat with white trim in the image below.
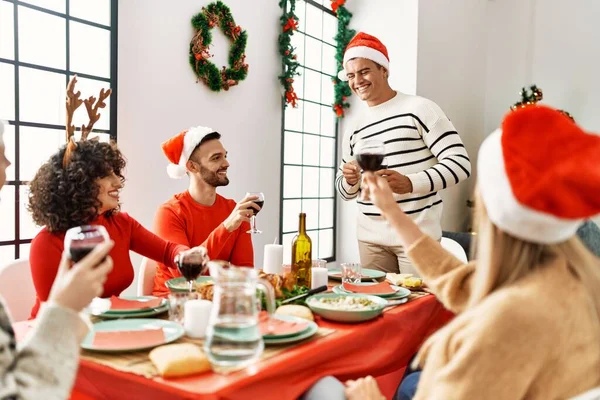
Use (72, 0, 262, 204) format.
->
(338, 32, 390, 81)
(477, 105, 600, 244)
(161, 126, 216, 179)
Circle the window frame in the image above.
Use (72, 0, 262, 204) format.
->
(0, 0, 119, 259)
(278, 0, 339, 262)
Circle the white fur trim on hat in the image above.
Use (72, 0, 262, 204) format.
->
(167, 126, 215, 179)
(337, 46, 390, 81)
(477, 129, 582, 244)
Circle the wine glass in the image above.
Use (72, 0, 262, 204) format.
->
(246, 192, 264, 234)
(175, 248, 209, 293)
(64, 225, 110, 314)
(355, 140, 385, 201)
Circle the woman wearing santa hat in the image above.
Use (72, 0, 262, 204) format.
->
(305, 106, 600, 399)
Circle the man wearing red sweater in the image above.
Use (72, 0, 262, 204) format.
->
(153, 126, 258, 296)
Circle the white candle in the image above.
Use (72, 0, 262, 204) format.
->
(311, 267, 328, 289)
(184, 299, 212, 339)
(263, 244, 283, 275)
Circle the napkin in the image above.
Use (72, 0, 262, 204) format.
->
(92, 328, 165, 349)
(342, 281, 396, 294)
(109, 296, 163, 311)
(258, 313, 309, 336)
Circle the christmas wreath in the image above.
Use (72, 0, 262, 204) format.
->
(189, 1, 249, 92)
(278, 0, 300, 108)
(332, 0, 355, 118)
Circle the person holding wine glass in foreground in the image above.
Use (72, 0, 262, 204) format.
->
(307, 106, 600, 399)
(26, 77, 203, 318)
(152, 127, 258, 297)
(335, 32, 471, 275)
(0, 120, 115, 399)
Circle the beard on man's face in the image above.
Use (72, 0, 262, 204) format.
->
(200, 164, 229, 187)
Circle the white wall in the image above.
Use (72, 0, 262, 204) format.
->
(336, 0, 419, 264)
(118, 0, 281, 294)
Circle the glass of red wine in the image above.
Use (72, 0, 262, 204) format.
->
(175, 248, 209, 293)
(246, 192, 264, 234)
(355, 140, 385, 201)
(64, 225, 110, 314)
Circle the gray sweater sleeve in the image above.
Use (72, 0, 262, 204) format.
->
(0, 301, 89, 400)
(576, 221, 600, 258)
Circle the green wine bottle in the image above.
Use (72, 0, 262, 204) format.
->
(291, 213, 312, 288)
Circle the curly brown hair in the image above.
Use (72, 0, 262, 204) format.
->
(28, 139, 126, 233)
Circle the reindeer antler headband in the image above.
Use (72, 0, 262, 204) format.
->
(63, 75, 112, 168)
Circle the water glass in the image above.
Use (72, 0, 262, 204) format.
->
(341, 263, 362, 284)
(168, 292, 198, 325)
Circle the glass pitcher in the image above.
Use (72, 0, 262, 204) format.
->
(204, 261, 276, 373)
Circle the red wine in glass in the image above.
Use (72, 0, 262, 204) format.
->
(246, 192, 264, 234)
(252, 200, 265, 216)
(356, 153, 385, 172)
(175, 250, 208, 293)
(65, 225, 109, 265)
(70, 246, 95, 263)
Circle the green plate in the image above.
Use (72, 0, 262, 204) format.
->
(262, 314, 313, 339)
(306, 293, 387, 323)
(334, 283, 411, 299)
(103, 296, 167, 315)
(98, 304, 169, 319)
(327, 268, 386, 281)
(81, 318, 184, 352)
(165, 276, 213, 292)
(263, 320, 318, 345)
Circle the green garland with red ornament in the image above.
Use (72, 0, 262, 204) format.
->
(189, 1, 249, 92)
(331, 0, 355, 118)
(278, 0, 301, 108)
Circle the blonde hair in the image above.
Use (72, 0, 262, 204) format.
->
(469, 191, 600, 317)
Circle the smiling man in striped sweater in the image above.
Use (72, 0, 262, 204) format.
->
(336, 32, 472, 274)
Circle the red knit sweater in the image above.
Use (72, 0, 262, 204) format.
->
(152, 191, 254, 297)
(29, 212, 188, 318)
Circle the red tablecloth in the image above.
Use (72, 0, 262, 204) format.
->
(14, 296, 451, 400)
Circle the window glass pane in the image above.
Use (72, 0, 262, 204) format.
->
(310, 230, 319, 258)
(293, 68, 304, 100)
(319, 199, 334, 228)
(282, 233, 296, 264)
(321, 45, 337, 76)
(70, 21, 111, 78)
(0, 245, 15, 262)
(295, 0, 306, 32)
(303, 68, 321, 103)
(3, 124, 15, 181)
(284, 100, 303, 131)
(19, 126, 64, 181)
(322, 13, 337, 45)
(0, 2, 14, 60)
(320, 105, 335, 137)
(18, 6, 66, 69)
(303, 102, 320, 134)
(69, 75, 111, 130)
(283, 166, 302, 198)
(318, 228, 334, 259)
(320, 73, 334, 105)
(304, 36, 322, 71)
(19, 67, 66, 125)
(302, 134, 319, 166)
(319, 168, 334, 197)
(305, 5, 322, 39)
(70, 0, 111, 26)
(302, 166, 319, 197)
(0, 186, 15, 241)
(20, 185, 39, 239)
(320, 137, 335, 167)
(291, 33, 305, 67)
(303, 199, 318, 230)
(282, 199, 301, 232)
(284, 131, 303, 165)
(20, 243, 31, 258)
(20, 0, 65, 13)
(0, 63, 15, 121)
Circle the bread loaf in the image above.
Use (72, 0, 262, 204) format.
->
(275, 304, 314, 321)
(149, 343, 211, 378)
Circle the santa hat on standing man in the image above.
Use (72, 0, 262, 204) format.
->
(337, 32, 390, 81)
(161, 126, 216, 179)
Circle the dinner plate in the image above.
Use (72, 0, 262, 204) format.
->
(98, 304, 169, 319)
(327, 268, 386, 281)
(165, 276, 213, 292)
(103, 296, 167, 315)
(334, 283, 411, 298)
(81, 319, 184, 352)
(263, 320, 318, 345)
(306, 293, 387, 323)
(261, 314, 313, 339)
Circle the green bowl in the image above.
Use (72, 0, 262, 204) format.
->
(165, 276, 213, 292)
(306, 293, 387, 323)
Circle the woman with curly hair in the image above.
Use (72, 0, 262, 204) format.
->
(27, 139, 201, 318)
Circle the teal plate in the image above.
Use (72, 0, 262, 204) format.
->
(262, 314, 313, 339)
(98, 304, 169, 319)
(81, 318, 184, 352)
(263, 320, 318, 345)
(327, 268, 386, 281)
(103, 296, 167, 315)
(333, 284, 411, 300)
(165, 276, 213, 292)
(306, 293, 387, 323)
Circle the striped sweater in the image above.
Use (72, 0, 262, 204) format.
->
(336, 92, 472, 247)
